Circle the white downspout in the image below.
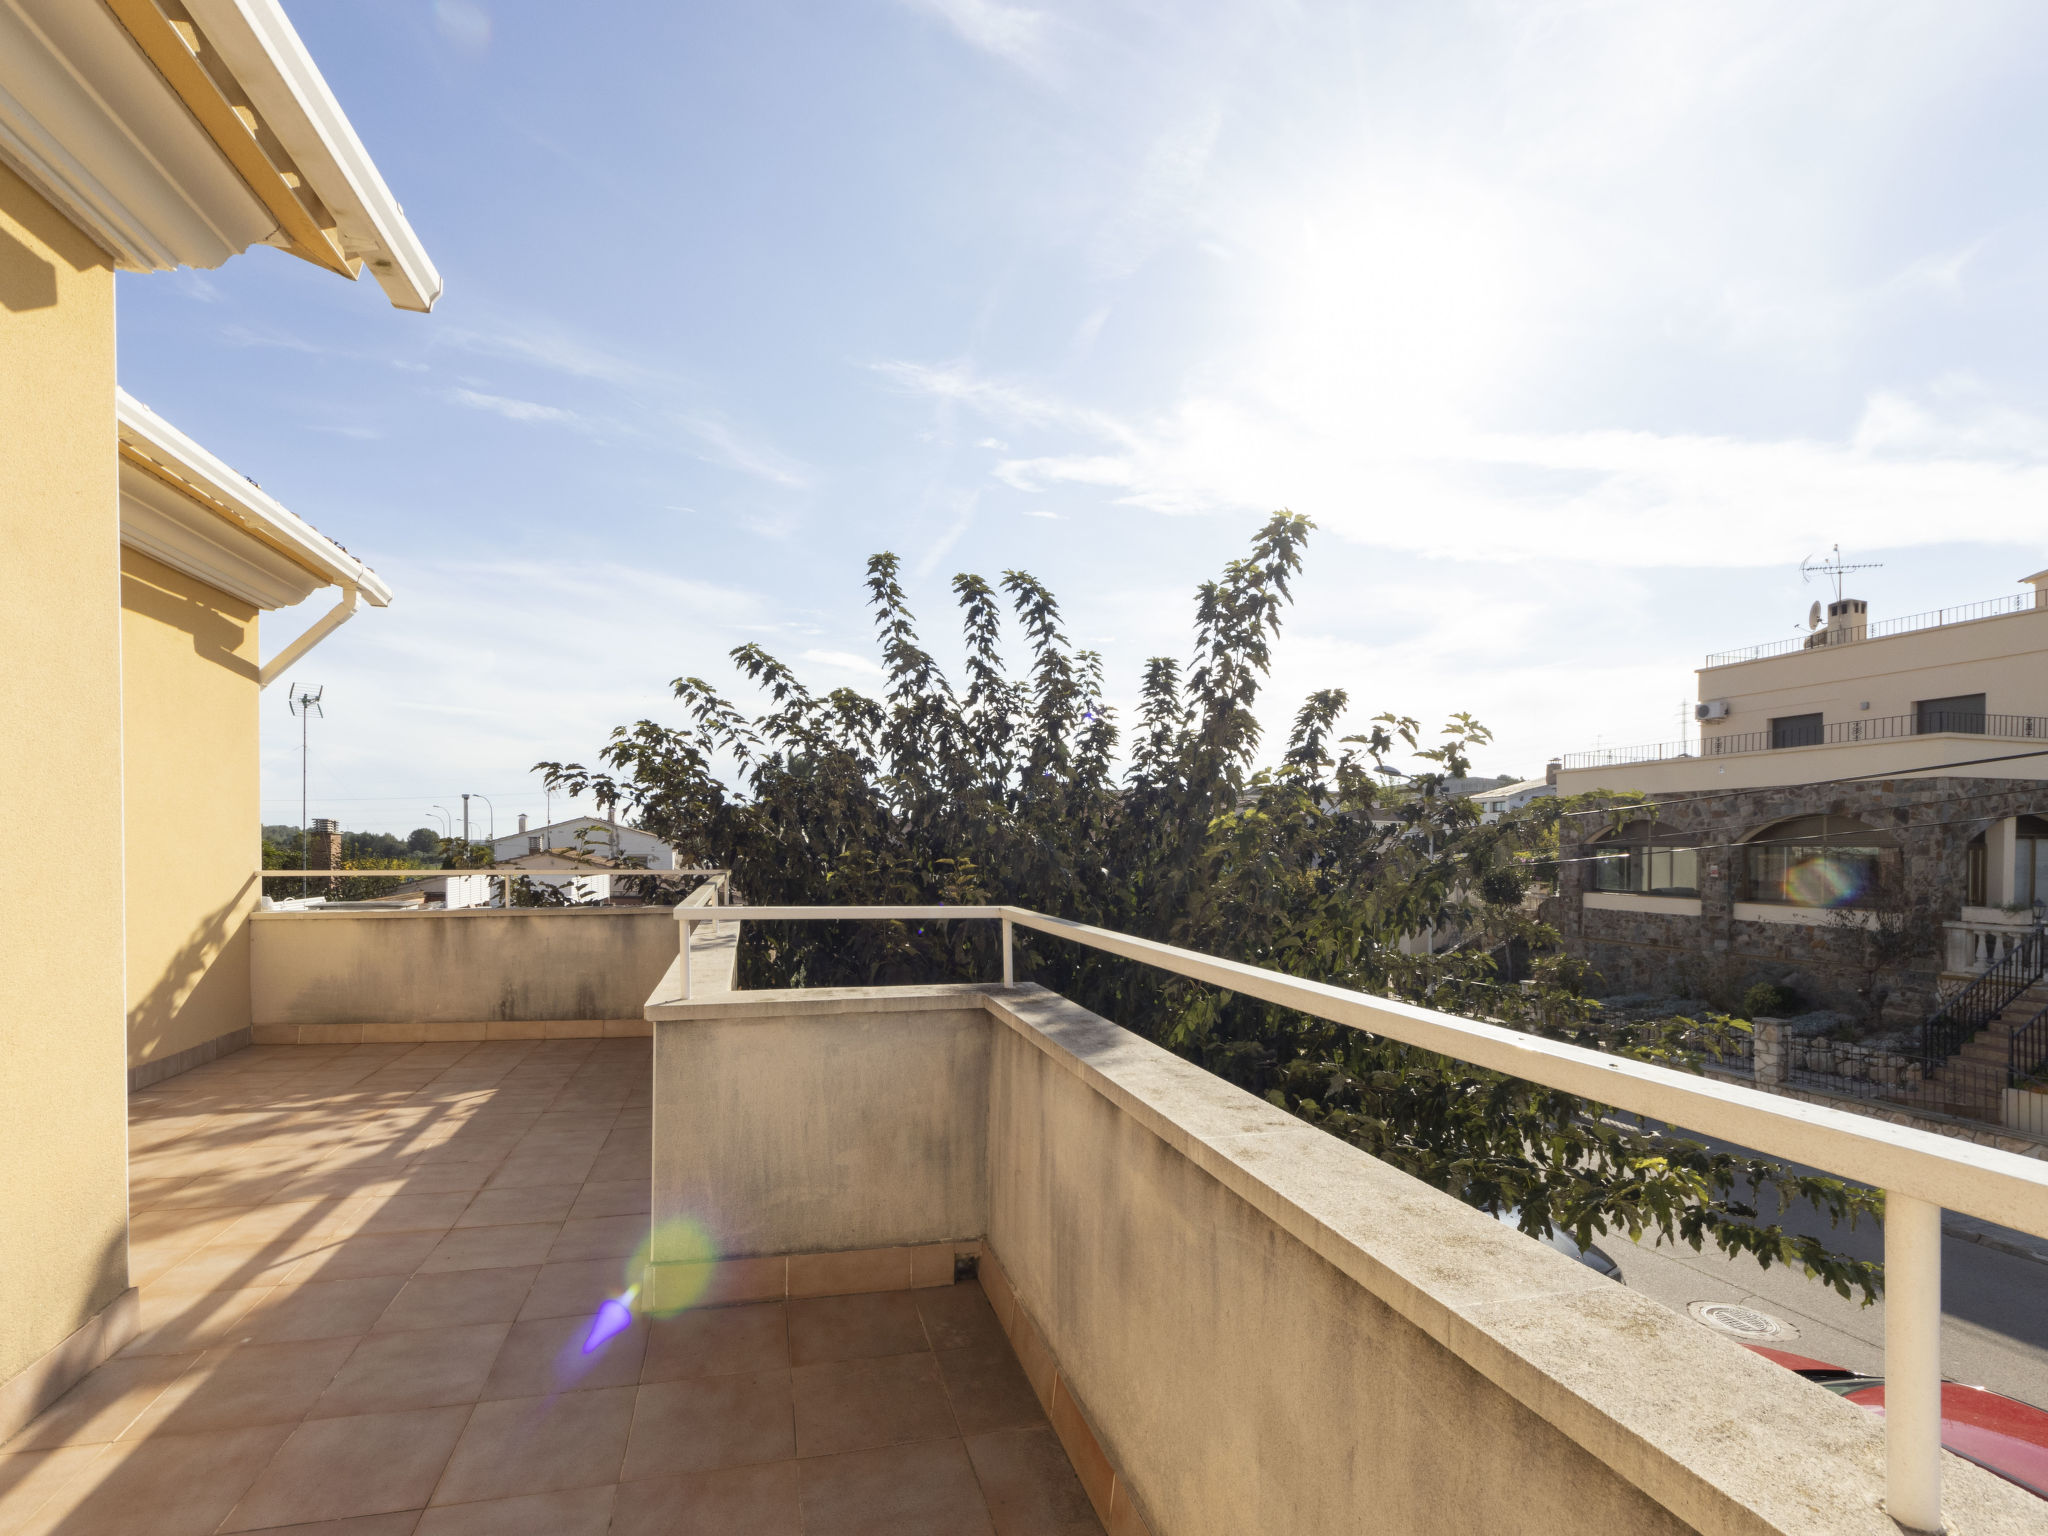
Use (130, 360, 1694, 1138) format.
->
(259, 583, 359, 690)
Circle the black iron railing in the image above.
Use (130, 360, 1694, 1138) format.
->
(2011, 1000, 2048, 1092)
(1922, 922, 2048, 1065)
(1706, 591, 2044, 667)
(1561, 712, 2048, 772)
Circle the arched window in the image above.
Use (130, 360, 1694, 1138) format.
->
(2016, 814, 2048, 908)
(1742, 814, 1897, 908)
(1589, 820, 1700, 897)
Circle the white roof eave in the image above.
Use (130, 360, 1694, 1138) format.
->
(181, 0, 441, 312)
(116, 388, 394, 606)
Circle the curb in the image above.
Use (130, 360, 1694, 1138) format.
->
(1942, 1214, 2048, 1269)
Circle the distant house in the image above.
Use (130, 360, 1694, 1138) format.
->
(491, 815, 677, 869)
(1474, 768, 1559, 824)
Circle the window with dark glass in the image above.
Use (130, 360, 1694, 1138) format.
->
(1588, 821, 1700, 897)
(1741, 815, 1896, 908)
(1915, 693, 1986, 735)
(1967, 835, 1988, 908)
(2016, 815, 2048, 908)
(1769, 713, 1823, 749)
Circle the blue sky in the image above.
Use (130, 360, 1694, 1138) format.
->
(115, 1, 2048, 839)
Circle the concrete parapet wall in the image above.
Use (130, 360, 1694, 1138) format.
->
(251, 907, 682, 1027)
(648, 987, 993, 1263)
(648, 978, 2044, 1535)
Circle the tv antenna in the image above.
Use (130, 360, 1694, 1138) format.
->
(288, 684, 324, 892)
(1800, 543, 1882, 604)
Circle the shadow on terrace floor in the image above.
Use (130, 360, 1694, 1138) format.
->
(0, 1040, 1097, 1535)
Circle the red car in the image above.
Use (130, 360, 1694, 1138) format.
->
(1745, 1344, 2048, 1502)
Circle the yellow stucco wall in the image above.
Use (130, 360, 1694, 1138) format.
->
(120, 547, 260, 1071)
(0, 164, 132, 1392)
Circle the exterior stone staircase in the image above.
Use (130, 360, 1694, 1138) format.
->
(1924, 979, 2048, 1118)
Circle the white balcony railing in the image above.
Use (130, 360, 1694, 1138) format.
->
(676, 901, 2048, 1533)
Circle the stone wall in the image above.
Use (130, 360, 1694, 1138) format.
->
(1558, 775, 2048, 1015)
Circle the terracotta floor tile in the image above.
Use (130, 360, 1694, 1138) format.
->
(116, 1285, 275, 1358)
(937, 1341, 1047, 1436)
(483, 1158, 594, 1191)
(240, 1275, 409, 1344)
(609, 1460, 800, 1536)
(411, 1483, 613, 1535)
(2, 1353, 195, 1450)
(566, 1179, 651, 1220)
(641, 1303, 788, 1382)
(916, 1283, 1007, 1352)
(547, 1215, 648, 1263)
(430, 1386, 635, 1505)
(322, 1193, 473, 1236)
(417, 1224, 560, 1274)
(290, 1228, 446, 1283)
(965, 1427, 1104, 1535)
(483, 1314, 647, 1401)
(220, 1405, 469, 1531)
(375, 1267, 539, 1334)
(227, 1512, 421, 1534)
(798, 1438, 995, 1536)
(0, 1443, 115, 1530)
(215, 1200, 346, 1245)
(620, 1373, 795, 1481)
(18, 1423, 292, 1536)
(586, 1153, 648, 1183)
(121, 1339, 355, 1438)
(516, 1259, 623, 1322)
(310, 1324, 509, 1417)
(453, 1185, 581, 1230)
(148, 1238, 314, 1294)
(787, 1292, 929, 1366)
(792, 1353, 958, 1458)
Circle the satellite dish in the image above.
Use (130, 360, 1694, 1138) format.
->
(1807, 601, 1822, 631)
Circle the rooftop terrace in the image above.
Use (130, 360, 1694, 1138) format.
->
(0, 1039, 1096, 1534)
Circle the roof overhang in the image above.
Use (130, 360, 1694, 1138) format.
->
(0, 0, 438, 310)
(117, 387, 394, 611)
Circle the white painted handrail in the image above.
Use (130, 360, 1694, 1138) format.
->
(674, 901, 2048, 1531)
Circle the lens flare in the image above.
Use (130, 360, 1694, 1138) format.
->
(626, 1216, 721, 1317)
(1783, 855, 1865, 908)
(583, 1286, 638, 1355)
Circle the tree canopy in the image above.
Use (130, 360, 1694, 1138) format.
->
(540, 511, 1883, 1301)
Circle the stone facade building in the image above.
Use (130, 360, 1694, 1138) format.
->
(1549, 569, 2048, 1021)
(1554, 775, 2048, 1019)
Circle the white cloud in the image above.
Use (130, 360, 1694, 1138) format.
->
(678, 414, 811, 489)
(448, 388, 596, 429)
(896, 0, 1051, 71)
(977, 390, 2048, 567)
(799, 648, 885, 676)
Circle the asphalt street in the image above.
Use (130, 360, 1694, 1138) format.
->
(1586, 1130, 2048, 1411)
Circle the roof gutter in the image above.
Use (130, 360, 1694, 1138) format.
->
(178, 0, 442, 311)
(115, 389, 394, 605)
(259, 581, 356, 689)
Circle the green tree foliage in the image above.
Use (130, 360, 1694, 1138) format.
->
(539, 512, 1884, 1301)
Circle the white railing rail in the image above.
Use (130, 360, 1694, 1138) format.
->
(677, 901, 2048, 1532)
(260, 867, 729, 909)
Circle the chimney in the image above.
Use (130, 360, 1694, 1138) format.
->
(308, 818, 343, 870)
(518, 813, 528, 833)
(1545, 760, 1560, 787)
(1806, 597, 1868, 649)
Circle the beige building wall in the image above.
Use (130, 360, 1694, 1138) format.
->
(0, 165, 134, 1404)
(1697, 602, 2048, 734)
(121, 547, 261, 1078)
(1559, 601, 2048, 799)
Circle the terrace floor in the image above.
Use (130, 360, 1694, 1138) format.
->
(0, 1040, 1101, 1535)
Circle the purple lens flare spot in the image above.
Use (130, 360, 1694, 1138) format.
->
(583, 1296, 634, 1355)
